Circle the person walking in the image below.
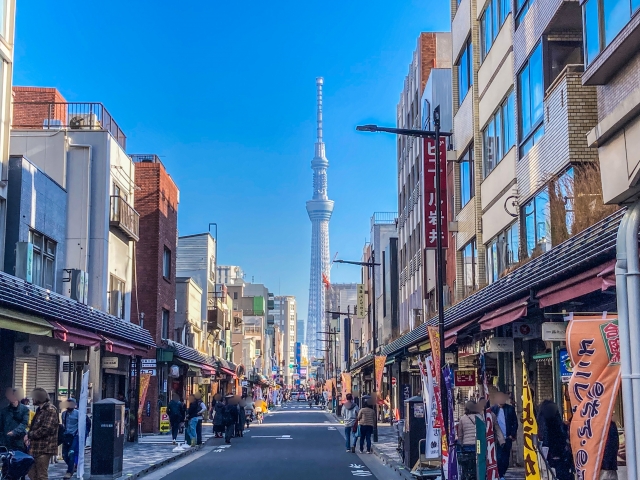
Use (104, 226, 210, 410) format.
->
(185, 394, 199, 447)
(342, 394, 359, 453)
(457, 401, 482, 480)
(236, 401, 246, 438)
(223, 397, 238, 444)
(491, 393, 518, 480)
(0, 387, 29, 453)
(167, 393, 185, 445)
(194, 392, 207, 445)
(356, 399, 375, 454)
(25, 388, 59, 480)
(601, 421, 619, 480)
(537, 400, 574, 480)
(244, 397, 255, 429)
(212, 397, 225, 438)
(60, 398, 80, 479)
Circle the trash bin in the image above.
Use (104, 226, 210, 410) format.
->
(90, 398, 125, 480)
(403, 395, 426, 469)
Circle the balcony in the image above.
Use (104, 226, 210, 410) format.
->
(109, 195, 139, 241)
(207, 293, 225, 331)
(12, 102, 127, 150)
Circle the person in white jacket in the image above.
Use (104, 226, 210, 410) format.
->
(342, 394, 359, 453)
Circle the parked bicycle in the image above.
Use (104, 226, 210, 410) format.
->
(0, 447, 34, 480)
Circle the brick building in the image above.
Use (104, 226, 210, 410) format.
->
(131, 154, 179, 433)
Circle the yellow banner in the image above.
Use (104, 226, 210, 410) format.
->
(374, 355, 386, 392)
(522, 359, 541, 480)
(324, 379, 334, 399)
(159, 406, 170, 433)
(567, 315, 621, 480)
(427, 326, 441, 382)
(341, 373, 352, 403)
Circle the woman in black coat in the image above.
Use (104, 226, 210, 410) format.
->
(212, 399, 226, 438)
(537, 400, 574, 480)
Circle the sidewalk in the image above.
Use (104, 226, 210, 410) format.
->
(48, 430, 212, 480)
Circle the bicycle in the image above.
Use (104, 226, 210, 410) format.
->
(394, 420, 405, 462)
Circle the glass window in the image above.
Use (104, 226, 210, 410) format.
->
(482, 0, 510, 61)
(0, 0, 6, 40)
(484, 119, 496, 175)
(487, 222, 520, 284)
(163, 247, 171, 278)
(584, 0, 601, 65)
(29, 231, 56, 290)
(483, 92, 515, 177)
(162, 309, 169, 339)
(462, 239, 478, 295)
(460, 146, 474, 207)
(603, 0, 631, 45)
(458, 40, 473, 105)
(501, 0, 510, 23)
(522, 188, 551, 257)
(516, 0, 535, 26)
(634, 0, 640, 12)
(108, 275, 126, 319)
(504, 93, 515, 152)
(518, 43, 545, 157)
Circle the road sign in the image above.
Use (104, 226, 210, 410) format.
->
(391, 377, 397, 386)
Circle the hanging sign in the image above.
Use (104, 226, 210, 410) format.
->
(357, 284, 366, 318)
(541, 322, 568, 342)
(454, 369, 476, 387)
(423, 137, 449, 249)
(522, 358, 541, 480)
(418, 355, 440, 460)
(374, 355, 386, 392)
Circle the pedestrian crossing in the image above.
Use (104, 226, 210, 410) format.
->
(279, 404, 327, 410)
(138, 432, 215, 444)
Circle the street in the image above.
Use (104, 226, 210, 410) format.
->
(159, 404, 396, 480)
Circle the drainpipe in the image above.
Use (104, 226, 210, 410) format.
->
(616, 201, 640, 480)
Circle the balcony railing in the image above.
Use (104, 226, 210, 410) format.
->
(244, 325, 262, 336)
(109, 195, 139, 241)
(371, 212, 398, 228)
(13, 102, 127, 150)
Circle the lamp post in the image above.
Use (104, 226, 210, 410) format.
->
(356, 106, 453, 449)
(335, 255, 380, 441)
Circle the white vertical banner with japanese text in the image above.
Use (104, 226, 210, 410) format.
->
(76, 370, 90, 479)
(419, 355, 441, 460)
(423, 137, 448, 249)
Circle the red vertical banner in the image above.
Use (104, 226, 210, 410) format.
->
(423, 137, 448, 249)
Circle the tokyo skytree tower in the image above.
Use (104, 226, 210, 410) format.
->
(306, 77, 334, 359)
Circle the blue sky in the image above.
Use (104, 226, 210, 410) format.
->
(14, 1, 450, 320)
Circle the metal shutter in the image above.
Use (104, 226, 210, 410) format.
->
(36, 354, 58, 398)
(13, 356, 37, 396)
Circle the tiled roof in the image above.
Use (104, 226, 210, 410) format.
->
(350, 208, 624, 372)
(0, 270, 154, 347)
(164, 339, 216, 367)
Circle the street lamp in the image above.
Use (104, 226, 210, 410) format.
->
(356, 106, 453, 449)
(334, 257, 381, 441)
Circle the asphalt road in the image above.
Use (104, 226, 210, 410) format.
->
(157, 403, 398, 480)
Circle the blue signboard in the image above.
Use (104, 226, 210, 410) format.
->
(559, 348, 572, 383)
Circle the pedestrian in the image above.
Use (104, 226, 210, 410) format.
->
(60, 398, 80, 479)
(185, 394, 199, 447)
(223, 397, 238, 444)
(356, 398, 375, 454)
(0, 387, 29, 453)
(167, 393, 185, 445)
(194, 392, 207, 445)
(537, 400, 574, 480)
(600, 421, 619, 480)
(342, 393, 359, 453)
(491, 392, 518, 480)
(244, 397, 255, 429)
(212, 397, 225, 438)
(25, 388, 59, 480)
(236, 401, 246, 438)
(457, 401, 482, 480)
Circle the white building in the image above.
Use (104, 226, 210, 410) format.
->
(270, 295, 297, 384)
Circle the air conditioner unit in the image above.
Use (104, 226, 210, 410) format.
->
(69, 113, 100, 130)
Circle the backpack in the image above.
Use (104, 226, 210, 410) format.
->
(222, 405, 235, 425)
(167, 401, 182, 420)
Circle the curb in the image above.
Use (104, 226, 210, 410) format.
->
(370, 445, 413, 480)
(117, 443, 206, 480)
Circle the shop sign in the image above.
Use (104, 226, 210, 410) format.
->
(512, 321, 541, 339)
(145, 400, 151, 417)
(169, 365, 180, 377)
(454, 369, 476, 387)
(101, 357, 119, 369)
(141, 359, 156, 368)
(413, 403, 425, 418)
(357, 284, 366, 318)
(201, 377, 211, 385)
(159, 407, 170, 433)
(457, 343, 477, 357)
(444, 352, 457, 364)
(559, 348, 572, 383)
(486, 337, 514, 353)
(541, 322, 568, 342)
(423, 137, 449, 249)
(140, 368, 156, 376)
(402, 384, 411, 402)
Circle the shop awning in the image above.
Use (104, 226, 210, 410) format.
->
(480, 297, 528, 331)
(201, 365, 216, 376)
(102, 335, 140, 356)
(444, 318, 478, 347)
(536, 260, 616, 308)
(50, 321, 102, 347)
(0, 306, 52, 336)
(175, 358, 204, 374)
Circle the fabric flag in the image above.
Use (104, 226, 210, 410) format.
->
(427, 355, 447, 476)
(522, 357, 541, 480)
(479, 348, 499, 480)
(374, 355, 387, 392)
(341, 372, 352, 403)
(418, 355, 440, 459)
(427, 326, 442, 381)
(443, 365, 458, 480)
(138, 373, 151, 425)
(566, 315, 621, 480)
(76, 370, 90, 479)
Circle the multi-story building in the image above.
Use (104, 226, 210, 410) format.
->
(129, 154, 179, 433)
(175, 277, 203, 348)
(217, 265, 244, 285)
(296, 318, 306, 344)
(270, 295, 296, 384)
(324, 283, 357, 380)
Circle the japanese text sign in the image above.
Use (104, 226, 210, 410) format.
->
(521, 359, 541, 480)
(356, 284, 366, 318)
(566, 315, 621, 480)
(423, 137, 448, 249)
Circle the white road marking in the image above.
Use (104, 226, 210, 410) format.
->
(351, 470, 372, 477)
(349, 464, 365, 469)
(328, 427, 336, 430)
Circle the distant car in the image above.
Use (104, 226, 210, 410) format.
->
(290, 392, 299, 401)
(297, 392, 307, 402)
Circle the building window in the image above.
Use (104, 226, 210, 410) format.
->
(481, 0, 509, 61)
(457, 39, 473, 105)
(516, 0, 535, 26)
(161, 309, 169, 339)
(583, 0, 638, 65)
(462, 239, 478, 296)
(522, 188, 550, 257)
(29, 231, 56, 290)
(163, 247, 171, 279)
(483, 92, 515, 176)
(518, 43, 544, 157)
(108, 275, 126, 319)
(460, 146, 474, 208)
(233, 291, 238, 300)
(487, 222, 520, 284)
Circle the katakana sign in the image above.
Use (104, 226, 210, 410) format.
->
(423, 137, 448, 249)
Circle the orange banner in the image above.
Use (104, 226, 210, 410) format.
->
(566, 315, 621, 480)
(137, 373, 151, 425)
(324, 379, 334, 400)
(374, 355, 386, 392)
(427, 326, 441, 382)
(341, 373, 352, 403)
